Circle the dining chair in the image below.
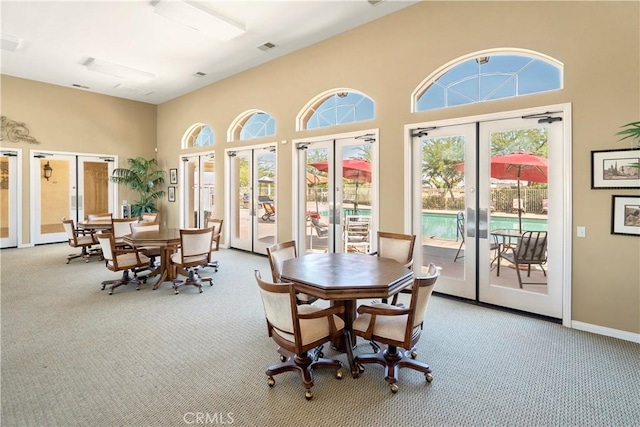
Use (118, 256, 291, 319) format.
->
(496, 231, 548, 287)
(61, 218, 101, 263)
(96, 232, 151, 295)
(204, 218, 223, 272)
(254, 270, 350, 400)
(140, 212, 158, 223)
(111, 218, 139, 248)
(129, 221, 161, 270)
(169, 227, 215, 294)
(352, 263, 440, 394)
(266, 241, 318, 305)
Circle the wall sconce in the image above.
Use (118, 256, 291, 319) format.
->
(43, 161, 53, 181)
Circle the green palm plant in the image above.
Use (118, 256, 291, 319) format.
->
(616, 121, 640, 147)
(110, 157, 166, 218)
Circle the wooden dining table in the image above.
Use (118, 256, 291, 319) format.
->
(280, 253, 414, 376)
(123, 228, 181, 290)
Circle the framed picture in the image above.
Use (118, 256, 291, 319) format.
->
(169, 168, 178, 184)
(591, 148, 640, 189)
(611, 195, 640, 236)
(168, 186, 176, 202)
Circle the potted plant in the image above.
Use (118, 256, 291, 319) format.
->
(110, 157, 166, 218)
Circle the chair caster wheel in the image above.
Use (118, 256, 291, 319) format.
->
(174, 290, 179, 295)
(335, 369, 343, 379)
(279, 355, 287, 362)
(390, 383, 399, 394)
(317, 351, 323, 358)
(305, 389, 313, 400)
(357, 363, 365, 374)
(267, 377, 275, 387)
(199, 288, 203, 293)
(108, 291, 113, 295)
(410, 351, 417, 359)
(426, 373, 434, 383)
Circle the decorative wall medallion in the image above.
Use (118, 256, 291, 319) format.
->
(0, 116, 42, 144)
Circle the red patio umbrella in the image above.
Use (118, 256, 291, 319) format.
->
(310, 159, 372, 212)
(452, 152, 548, 232)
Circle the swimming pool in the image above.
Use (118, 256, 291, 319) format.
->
(422, 211, 547, 240)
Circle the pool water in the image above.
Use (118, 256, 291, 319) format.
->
(422, 211, 547, 240)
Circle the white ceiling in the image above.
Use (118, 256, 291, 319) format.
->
(0, 0, 417, 105)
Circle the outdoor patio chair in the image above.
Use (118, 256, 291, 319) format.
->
(512, 199, 526, 214)
(453, 212, 465, 262)
(262, 202, 276, 221)
(496, 231, 548, 288)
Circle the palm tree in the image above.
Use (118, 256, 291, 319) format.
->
(110, 157, 166, 217)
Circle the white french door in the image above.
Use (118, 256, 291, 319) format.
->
(295, 132, 378, 254)
(1, 149, 20, 248)
(179, 152, 215, 229)
(227, 144, 277, 255)
(411, 106, 569, 319)
(30, 151, 115, 244)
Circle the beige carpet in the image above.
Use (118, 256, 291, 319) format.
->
(1, 243, 639, 427)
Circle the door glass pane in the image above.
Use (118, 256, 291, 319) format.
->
(305, 147, 329, 253)
(488, 127, 548, 294)
(235, 154, 251, 242)
(340, 144, 372, 253)
(83, 161, 109, 218)
(184, 158, 198, 228)
(420, 134, 466, 279)
(202, 157, 215, 226)
(40, 158, 70, 234)
(256, 150, 276, 247)
(0, 157, 9, 238)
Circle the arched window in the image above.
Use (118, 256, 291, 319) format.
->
(297, 89, 375, 131)
(228, 110, 276, 142)
(413, 50, 563, 112)
(182, 123, 214, 149)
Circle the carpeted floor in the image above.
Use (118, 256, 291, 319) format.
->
(1, 243, 639, 427)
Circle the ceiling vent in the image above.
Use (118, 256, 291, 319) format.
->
(367, 0, 385, 6)
(113, 83, 154, 96)
(71, 83, 90, 89)
(193, 71, 207, 78)
(258, 42, 276, 52)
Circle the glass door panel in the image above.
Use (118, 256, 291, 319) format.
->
(181, 153, 215, 229)
(0, 151, 18, 248)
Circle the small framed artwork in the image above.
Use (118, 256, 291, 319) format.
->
(591, 148, 640, 189)
(611, 195, 640, 236)
(169, 168, 178, 184)
(168, 186, 176, 202)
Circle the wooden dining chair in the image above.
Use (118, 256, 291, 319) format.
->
(111, 218, 139, 248)
(204, 218, 223, 272)
(96, 232, 151, 295)
(61, 218, 101, 263)
(169, 227, 215, 294)
(266, 241, 318, 305)
(352, 263, 440, 394)
(129, 221, 161, 270)
(254, 270, 349, 400)
(140, 212, 158, 223)
(370, 231, 416, 307)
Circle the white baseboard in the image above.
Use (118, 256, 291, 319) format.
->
(571, 321, 640, 344)
(18, 243, 34, 248)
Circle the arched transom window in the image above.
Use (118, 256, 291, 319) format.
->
(182, 123, 215, 149)
(298, 89, 375, 131)
(228, 110, 276, 142)
(413, 50, 563, 112)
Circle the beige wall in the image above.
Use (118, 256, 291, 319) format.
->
(1, 2, 638, 335)
(0, 75, 157, 241)
(156, 1, 640, 335)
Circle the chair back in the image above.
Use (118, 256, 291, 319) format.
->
(408, 263, 440, 330)
(264, 202, 275, 215)
(514, 231, 548, 264)
(266, 241, 297, 282)
(311, 217, 328, 238)
(377, 231, 416, 267)
(88, 213, 112, 221)
(130, 221, 160, 233)
(207, 218, 223, 235)
(61, 218, 77, 243)
(140, 212, 158, 223)
(96, 232, 115, 263)
(512, 199, 525, 211)
(179, 227, 214, 265)
(456, 211, 465, 241)
(112, 218, 139, 239)
(344, 215, 371, 252)
(254, 270, 296, 335)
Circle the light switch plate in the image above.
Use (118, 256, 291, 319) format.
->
(577, 226, 586, 238)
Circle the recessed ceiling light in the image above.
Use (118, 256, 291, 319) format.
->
(153, 0, 245, 41)
(1, 33, 20, 52)
(113, 83, 154, 96)
(84, 58, 156, 82)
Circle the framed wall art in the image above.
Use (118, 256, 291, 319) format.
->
(169, 168, 178, 184)
(591, 148, 640, 189)
(168, 186, 176, 202)
(611, 195, 640, 236)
